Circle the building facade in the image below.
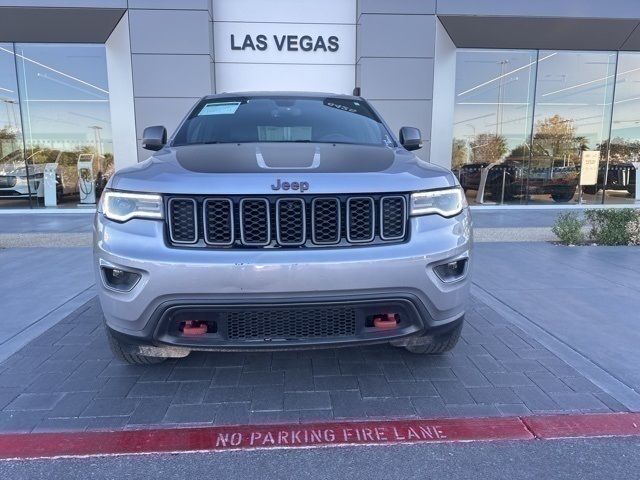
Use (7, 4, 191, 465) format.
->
(1, 0, 640, 208)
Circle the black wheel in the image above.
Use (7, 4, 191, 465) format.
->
(105, 327, 166, 365)
(489, 185, 515, 202)
(551, 188, 576, 203)
(582, 185, 598, 195)
(404, 321, 463, 355)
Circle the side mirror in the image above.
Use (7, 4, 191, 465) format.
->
(142, 126, 167, 151)
(399, 126, 422, 151)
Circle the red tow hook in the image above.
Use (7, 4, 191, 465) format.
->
(181, 321, 208, 336)
(373, 313, 398, 330)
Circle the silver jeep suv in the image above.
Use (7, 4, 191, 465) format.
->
(94, 92, 472, 365)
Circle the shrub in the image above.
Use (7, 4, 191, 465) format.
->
(584, 209, 637, 246)
(552, 212, 585, 245)
(626, 210, 640, 246)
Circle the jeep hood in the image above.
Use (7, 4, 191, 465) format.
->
(110, 143, 456, 194)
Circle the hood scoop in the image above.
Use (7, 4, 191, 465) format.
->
(256, 145, 320, 170)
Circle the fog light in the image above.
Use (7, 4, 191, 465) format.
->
(101, 267, 141, 292)
(433, 259, 467, 283)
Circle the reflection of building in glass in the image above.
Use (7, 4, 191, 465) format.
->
(0, 43, 114, 207)
(453, 50, 637, 205)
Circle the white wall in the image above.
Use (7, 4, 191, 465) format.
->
(212, 0, 357, 94)
(429, 19, 456, 168)
(128, 6, 214, 161)
(105, 13, 137, 170)
(356, 8, 436, 161)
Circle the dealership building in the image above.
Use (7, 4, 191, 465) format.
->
(1, 0, 640, 208)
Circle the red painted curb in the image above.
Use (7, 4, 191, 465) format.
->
(0, 413, 638, 460)
(523, 412, 640, 439)
(0, 417, 530, 460)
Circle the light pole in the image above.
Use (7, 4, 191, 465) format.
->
(89, 125, 103, 157)
(465, 124, 476, 164)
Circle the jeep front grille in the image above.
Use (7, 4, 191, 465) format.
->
(168, 198, 198, 244)
(311, 198, 340, 244)
(380, 196, 407, 240)
(240, 198, 271, 246)
(166, 194, 408, 249)
(203, 199, 234, 245)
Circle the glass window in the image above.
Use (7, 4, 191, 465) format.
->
(452, 49, 627, 205)
(172, 96, 395, 148)
(452, 50, 537, 205)
(13, 43, 114, 207)
(0, 43, 27, 204)
(606, 52, 640, 202)
(530, 50, 616, 205)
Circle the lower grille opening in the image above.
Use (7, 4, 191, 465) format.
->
(156, 300, 423, 347)
(226, 308, 357, 340)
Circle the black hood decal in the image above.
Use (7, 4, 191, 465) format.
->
(174, 143, 395, 174)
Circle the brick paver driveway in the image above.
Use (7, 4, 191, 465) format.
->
(0, 296, 626, 433)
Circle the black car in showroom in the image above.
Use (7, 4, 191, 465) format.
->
(457, 156, 579, 203)
(581, 162, 636, 196)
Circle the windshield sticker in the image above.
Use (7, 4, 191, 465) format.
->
(199, 102, 241, 116)
(325, 101, 358, 113)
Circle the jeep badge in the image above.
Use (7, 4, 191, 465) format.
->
(271, 179, 309, 192)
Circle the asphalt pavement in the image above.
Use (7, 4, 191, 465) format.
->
(1, 437, 638, 480)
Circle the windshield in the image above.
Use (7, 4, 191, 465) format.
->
(172, 96, 395, 147)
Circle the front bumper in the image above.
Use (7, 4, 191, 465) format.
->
(94, 209, 472, 350)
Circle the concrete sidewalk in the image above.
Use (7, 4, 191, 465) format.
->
(472, 243, 640, 405)
(0, 209, 571, 246)
(0, 248, 95, 362)
(8, 206, 640, 245)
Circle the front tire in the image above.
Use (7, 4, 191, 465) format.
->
(404, 322, 463, 354)
(105, 327, 166, 365)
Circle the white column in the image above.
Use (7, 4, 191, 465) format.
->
(429, 19, 457, 169)
(105, 12, 138, 170)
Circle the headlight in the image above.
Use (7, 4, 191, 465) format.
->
(410, 187, 466, 217)
(100, 190, 164, 222)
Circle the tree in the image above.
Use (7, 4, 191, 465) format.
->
(533, 115, 584, 158)
(0, 128, 17, 141)
(508, 143, 531, 161)
(0, 128, 19, 158)
(470, 133, 507, 163)
(598, 137, 640, 162)
(451, 138, 467, 170)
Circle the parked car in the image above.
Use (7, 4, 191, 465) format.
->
(457, 156, 578, 203)
(0, 150, 46, 198)
(581, 162, 636, 196)
(0, 149, 110, 201)
(94, 92, 472, 364)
